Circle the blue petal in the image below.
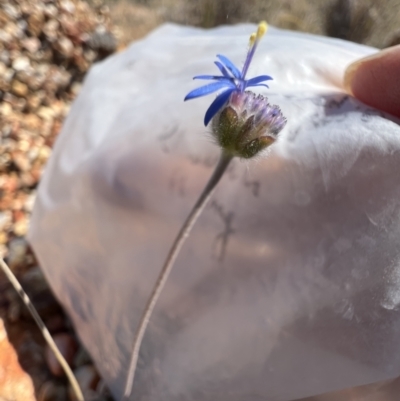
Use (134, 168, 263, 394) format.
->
(214, 61, 231, 78)
(204, 88, 235, 126)
(216, 54, 241, 79)
(245, 75, 273, 86)
(193, 75, 231, 81)
(184, 81, 235, 101)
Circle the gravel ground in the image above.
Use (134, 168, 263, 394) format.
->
(0, 0, 116, 399)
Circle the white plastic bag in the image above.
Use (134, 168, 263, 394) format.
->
(29, 24, 400, 401)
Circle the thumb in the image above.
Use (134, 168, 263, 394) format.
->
(344, 45, 400, 118)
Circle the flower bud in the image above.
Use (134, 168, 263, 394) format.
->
(211, 91, 287, 159)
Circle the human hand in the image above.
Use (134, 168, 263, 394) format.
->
(344, 45, 400, 118)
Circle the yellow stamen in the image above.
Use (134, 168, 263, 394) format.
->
(249, 32, 256, 46)
(248, 21, 268, 47)
(256, 21, 268, 40)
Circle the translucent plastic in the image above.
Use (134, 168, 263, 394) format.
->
(29, 24, 400, 401)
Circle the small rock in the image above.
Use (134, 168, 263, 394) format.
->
(43, 19, 60, 42)
(45, 333, 78, 377)
(0, 77, 10, 93)
(0, 245, 7, 258)
(3, 93, 26, 112)
(38, 146, 52, 162)
(38, 381, 68, 401)
(83, 49, 97, 63)
(44, 4, 58, 19)
(3, 4, 20, 19)
(12, 56, 30, 72)
(54, 37, 74, 58)
(27, 11, 44, 37)
(13, 216, 29, 236)
(13, 153, 31, 172)
(0, 61, 7, 75)
(21, 37, 41, 54)
(11, 80, 28, 97)
(0, 231, 8, 245)
(27, 93, 44, 112)
(23, 192, 37, 213)
(4, 21, 24, 39)
(7, 237, 29, 267)
(60, 18, 80, 40)
(73, 52, 90, 72)
(0, 211, 12, 231)
(68, 365, 99, 401)
(20, 172, 37, 188)
(70, 82, 82, 96)
(60, 0, 76, 14)
(0, 29, 12, 43)
(28, 70, 48, 91)
(38, 106, 56, 120)
(0, 10, 7, 26)
(3, 68, 14, 82)
(16, 19, 27, 32)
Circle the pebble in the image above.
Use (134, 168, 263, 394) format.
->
(0, 211, 12, 231)
(68, 365, 99, 401)
(3, 68, 14, 82)
(0, 61, 7, 76)
(12, 56, 30, 71)
(38, 381, 68, 401)
(11, 79, 28, 97)
(23, 192, 36, 213)
(38, 106, 56, 120)
(60, 0, 76, 14)
(0, 232, 8, 245)
(21, 37, 41, 54)
(13, 216, 29, 236)
(44, 4, 59, 18)
(7, 237, 29, 267)
(26, 92, 44, 111)
(27, 11, 45, 37)
(3, 4, 20, 19)
(0, 29, 12, 43)
(87, 31, 117, 53)
(54, 37, 74, 58)
(43, 19, 60, 41)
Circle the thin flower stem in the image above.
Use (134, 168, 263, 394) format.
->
(123, 151, 233, 400)
(0, 258, 85, 401)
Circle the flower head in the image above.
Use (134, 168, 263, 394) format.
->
(184, 22, 273, 126)
(212, 91, 287, 159)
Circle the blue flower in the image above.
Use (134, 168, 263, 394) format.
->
(184, 22, 273, 126)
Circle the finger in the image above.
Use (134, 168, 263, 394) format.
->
(344, 45, 400, 118)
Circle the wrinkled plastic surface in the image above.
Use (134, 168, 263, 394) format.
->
(28, 24, 400, 401)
